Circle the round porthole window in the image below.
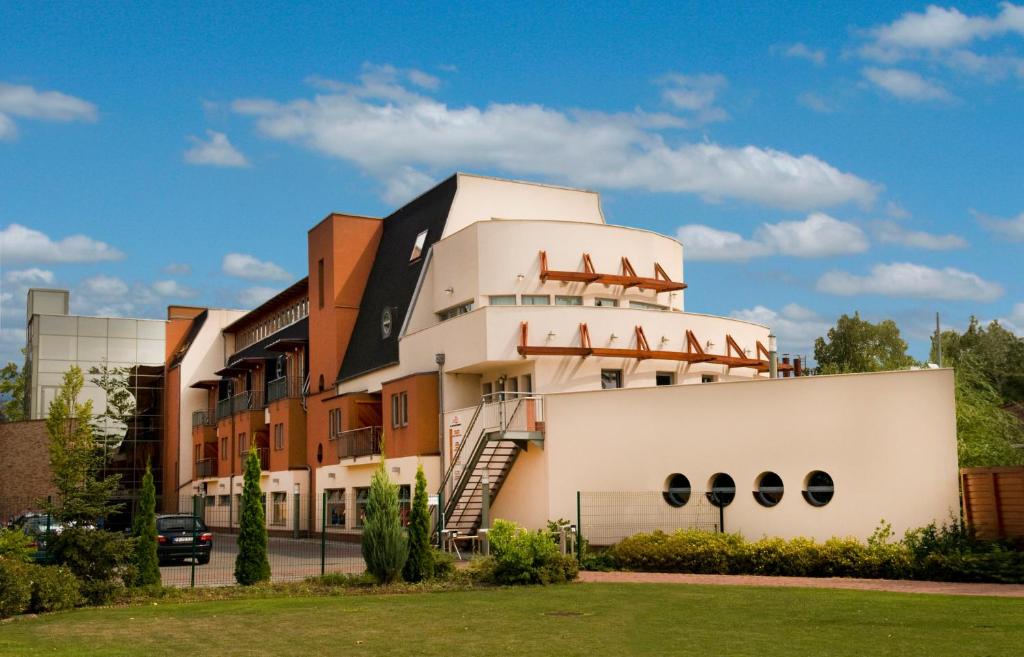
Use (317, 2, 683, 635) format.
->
(663, 473, 691, 508)
(706, 473, 735, 508)
(381, 307, 393, 339)
(803, 471, 834, 507)
(754, 471, 784, 507)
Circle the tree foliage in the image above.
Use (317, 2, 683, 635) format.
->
(953, 356, 1024, 467)
(131, 460, 160, 587)
(44, 366, 122, 525)
(813, 313, 916, 374)
(932, 317, 1024, 404)
(0, 349, 28, 422)
(361, 463, 407, 584)
(402, 464, 432, 582)
(234, 448, 270, 585)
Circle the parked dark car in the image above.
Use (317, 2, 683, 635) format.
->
(156, 514, 212, 565)
(10, 513, 64, 563)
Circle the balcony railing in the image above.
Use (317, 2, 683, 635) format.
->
(215, 397, 232, 421)
(215, 390, 267, 421)
(331, 426, 383, 460)
(192, 409, 215, 428)
(195, 457, 216, 478)
(267, 376, 303, 403)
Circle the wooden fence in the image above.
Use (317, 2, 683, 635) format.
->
(961, 466, 1024, 540)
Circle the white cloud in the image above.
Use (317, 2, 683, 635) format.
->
(0, 113, 16, 140)
(863, 4, 1024, 56)
(780, 43, 827, 66)
(731, 303, 830, 355)
(872, 220, 967, 250)
(862, 67, 952, 101)
(237, 286, 280, 308)
(1001, 302, 1024, 335)
(163, 263, 192, 275)
(184, 130, 249, 167)
(0, 223, 125, 264)
(975, 210, 1024, 241)
(0, 82, 97, 141)
(3, 268, 55, 286)
(152, 280, 197, 298)
(817, 262, 1003, 301)
(222, 253, 292, 281)
(885, 201, 911, 219)
(231, 66, 878, 210)
(407, 69, 441, 90)
(797, 92, 835, 113)
(659, 73, 729, 125)
(677, 212, 867, 261)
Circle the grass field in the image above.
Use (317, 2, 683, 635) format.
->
(1, 583, 1021, 656)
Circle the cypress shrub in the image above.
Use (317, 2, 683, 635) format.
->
(131, 460, 160, 587)
(234, 449, 270, 585)
(361, 464, 407, 584)
(402, 464, 433, 582)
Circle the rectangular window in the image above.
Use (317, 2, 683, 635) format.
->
(594, 297, 619, 307)
(521, 294, 550, 305)
(437, 301, 473, 321)
(391, 392, 408, 428)
(218, 495, 230, 507)
(274, 424, 284, 450)
(271, 492, 287, 526)
(317, 259, 325, 309)
(629, 301, 667, 311)
(601, 369, 623, 390)
(481, 382, 493, 400)
(399, 485, 411, 527)
(355, 487, 370, 528)
(656, 372, 675, 386)
(410, 229, 428, 261)
(520, 374, 533, 393)
(507, 376, 519, 396)
(238, 432, 247, 455)
(326, 488, 346, 528)
(221, 437, 228, 459)
(555, 295, 582, 306)
(701, 374, 718, 384)
(328, 408, 342, 438)
(488, 295, 516, 306)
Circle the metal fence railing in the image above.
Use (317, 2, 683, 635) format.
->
(192, 408, 215, 427)
(577, 490, 722, 547)
(331, 426, 383, 459)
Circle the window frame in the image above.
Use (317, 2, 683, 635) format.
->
(656, 371, 675, 386)
(663, 473, 692, 508)
(601, 369, 623, 390)
(521, 294, 550, 305)
(488, 294, 517, 306)
(594, 297, 619, 308)
(554, 295, 582, 306)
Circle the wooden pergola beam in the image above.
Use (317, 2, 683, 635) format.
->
(537, 251, 687, 291)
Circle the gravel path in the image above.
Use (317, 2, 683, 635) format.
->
(578, 571, 1024, 598)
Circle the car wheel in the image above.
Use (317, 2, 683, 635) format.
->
(197, 555, 210, 565)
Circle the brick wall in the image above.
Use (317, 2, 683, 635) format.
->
(0, 420, 56, 520)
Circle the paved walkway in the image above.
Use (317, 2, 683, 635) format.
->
(578, 571, 1024, 598)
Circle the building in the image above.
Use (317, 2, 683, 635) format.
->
(167, 173, 960, 542)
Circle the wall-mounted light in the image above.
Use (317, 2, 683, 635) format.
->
(610, 333, 619, 341)
(516, 274, 525, 281)
(444, 287, 454, 295)
(546, 331, 556, 340)
(660, 336, 670, 345)
(706, 340, 715, 350)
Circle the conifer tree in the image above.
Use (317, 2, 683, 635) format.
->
(131, 459, 160, 586)
(234, 448, 270, 585)
(402, 464, 433, 582)
(361, 462, 407, 584)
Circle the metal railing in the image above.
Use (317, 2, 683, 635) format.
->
(267, 376, 304, 402)
(330, 426, 383, 459)
(195, 458, 216, 478)
(215, 398, 232, 421)
(254, 447, 269, 470)
(192, 408, 215, 428)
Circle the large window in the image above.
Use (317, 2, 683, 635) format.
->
(803, 471, 834, 507)
(707, 473, 736, 508)
(754, 472, 784, 507)
(601, 369, 623, 389)
(521, 294, 550, 305)
(663, 473, 691, 508)
(355, 487, 370, 527)
(391, 392, 408, 428)
(438, 301, 473, 321)
(555, 295, 582, 306)
(326, 489, 346, 528)
(271, 492, 287, 526)
(488, 295, 516, 305)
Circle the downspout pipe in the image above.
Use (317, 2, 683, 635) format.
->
(435, 352, 446, 542)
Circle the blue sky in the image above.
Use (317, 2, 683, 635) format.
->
(1, 2, 1023, 365)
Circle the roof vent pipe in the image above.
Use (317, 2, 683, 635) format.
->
(768, 334, 778, 379)
(781, 356, 791, 378)
(794, 357, 803, 377)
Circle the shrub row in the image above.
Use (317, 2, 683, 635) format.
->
(0, 558, 81, 618)
(604, 522, 1024, 584)
(470, 519, 579, 585)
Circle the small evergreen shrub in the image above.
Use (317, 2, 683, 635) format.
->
(474, 519, 578, 585)
(402, 465, 433, 583)
(28, 565, 81, 613)
(361, 464, 408, 584)
(0, 558, 32, 617)
(235, 449, 271, 586)
(49, 526, 131, 604)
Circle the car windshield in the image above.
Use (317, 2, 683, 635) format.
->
(157, 517, 203, 532)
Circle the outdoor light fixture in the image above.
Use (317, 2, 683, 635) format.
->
(444, 286, 454, 294)
(768, 334, 777, 353)
(516, 273, 525, 281)
(660, 336, 670, 344)
(546, 331, 556, 340)
(706, 340, 715, 350)
(610, 333, 618, 341)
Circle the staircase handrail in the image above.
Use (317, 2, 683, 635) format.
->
(436, 399, 486, 498)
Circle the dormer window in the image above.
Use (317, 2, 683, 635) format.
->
(410, 229, 428, 261)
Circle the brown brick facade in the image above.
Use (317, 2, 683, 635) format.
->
(0, 420, 56, 521)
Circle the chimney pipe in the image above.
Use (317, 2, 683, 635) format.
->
(781, 356, 791, 378)
(794, 357, 803, 377)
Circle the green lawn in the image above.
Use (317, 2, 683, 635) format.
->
(1, 583, 1021, 657)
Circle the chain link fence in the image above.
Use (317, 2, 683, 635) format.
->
(577, 490, 722, 547)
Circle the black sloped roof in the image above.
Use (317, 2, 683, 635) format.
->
(337, 175, 457, 382)
(228, 317, 309, 366)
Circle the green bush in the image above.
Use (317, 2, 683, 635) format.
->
(429, 548, 456, 580)
(49, 526, 131, 604)
(0, 558, 32, 617)
(611, 529, 744, 574)
(28, 565, 81, 613)
(235, 449, 271, 586)
(0, 528, 34, 563)
(402, 465, 433, 583)
(904, 520, 1024, 584)
(475, 519, 578, 585)
(361, 464, 408, 584)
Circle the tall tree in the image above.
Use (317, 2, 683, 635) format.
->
(45, 366, 122, 524)
(402, 464, 433, 582)
(132, 459, 160, 586)
(952, 355, 1024, 467)
(931, 317, 1024, 404)
(0, 349, 28, 422)
(361, 463, 407, 584)
(813, 312, 916, 374)
(234, 448, 270, 585)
